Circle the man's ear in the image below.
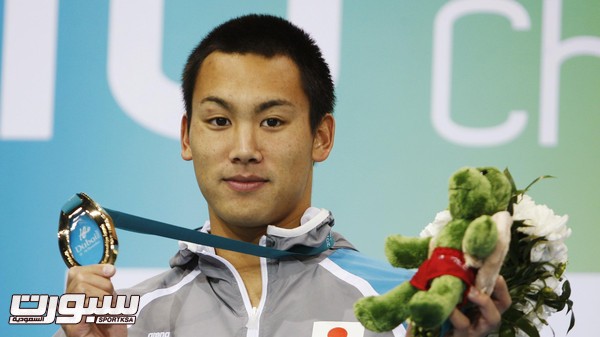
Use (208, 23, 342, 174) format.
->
(180, 115, 192, 161)
(312, 113, 335, 163)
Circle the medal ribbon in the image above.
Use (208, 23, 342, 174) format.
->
(62, 194, 334, 259)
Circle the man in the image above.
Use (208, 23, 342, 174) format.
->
(57, 14, 510, 337)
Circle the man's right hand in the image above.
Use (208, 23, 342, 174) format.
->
(61, 264, 127, 337)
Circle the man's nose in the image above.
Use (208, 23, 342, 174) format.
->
(229, 125, 263, 164)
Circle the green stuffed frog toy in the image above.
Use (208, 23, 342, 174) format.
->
(354, 167, 513, 332)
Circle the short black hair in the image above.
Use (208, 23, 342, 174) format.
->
(181, 14, 335, 133)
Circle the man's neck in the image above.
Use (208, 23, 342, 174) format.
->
(210, 222, 267, 244)
(208, 207, 307, 244)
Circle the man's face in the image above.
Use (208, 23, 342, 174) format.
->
(181, 52, 334, 234)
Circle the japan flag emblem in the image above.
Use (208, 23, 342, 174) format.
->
(312, 321, 365, 337)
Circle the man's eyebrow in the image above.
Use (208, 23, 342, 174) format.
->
(199, 97, 294, 114)
(255, 99, 294, 114)
(200, 96, 231, 110)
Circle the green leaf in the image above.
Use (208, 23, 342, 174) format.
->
(499, 323, 516, 337)
(568, 307, 576, 333)
(502, 307, 526, 323)
(504, 168, 518, 214)
(522, 175, 555, 195)
(566, 297, 575, 333)
(514, 317, 541, 337)
(560, 280, 572, 301)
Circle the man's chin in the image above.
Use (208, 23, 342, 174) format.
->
(217, 210, 276, 230)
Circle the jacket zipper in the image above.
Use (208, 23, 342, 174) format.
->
(245, 255, 267, 337)
(210, 241, 268, 337)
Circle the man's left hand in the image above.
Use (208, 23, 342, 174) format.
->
(447, 276, 512, 337)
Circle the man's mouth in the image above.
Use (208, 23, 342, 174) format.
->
(223, 175, 269, 192)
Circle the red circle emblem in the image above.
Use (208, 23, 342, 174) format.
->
(327, 327, 348, 337)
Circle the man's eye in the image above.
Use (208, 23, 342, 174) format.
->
(210, 117, 230, 127)
(261, 118, 282, 128)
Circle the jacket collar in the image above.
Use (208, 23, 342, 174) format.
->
(169, 207, 353, 268)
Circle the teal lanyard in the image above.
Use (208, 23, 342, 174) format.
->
(62, 193, 334, 259)
(105, 209, 334, 259)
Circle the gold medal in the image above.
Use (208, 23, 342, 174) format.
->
(58, 193, 118, 267)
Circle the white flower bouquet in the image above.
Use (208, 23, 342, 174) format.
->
(420, 170, 574, 337)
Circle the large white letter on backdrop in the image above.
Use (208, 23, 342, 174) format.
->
(287, 0, 342, 84)
(539, 0, 600, 147)
(108, 0, 342, 140)
(0, 0, 58, 140)
(108, 0, 182, 139)
(431, 0, 530, 147)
